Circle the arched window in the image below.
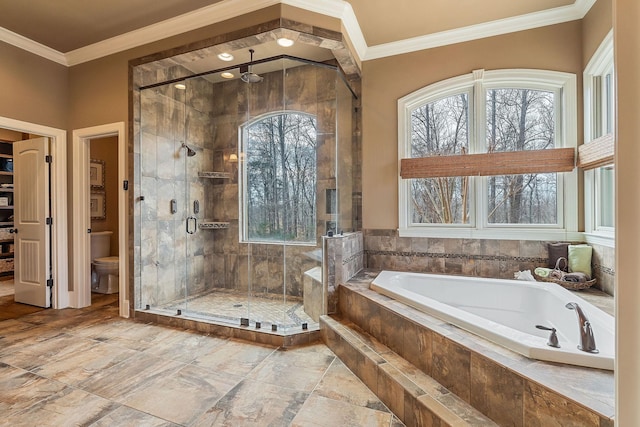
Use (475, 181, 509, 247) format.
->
(398, 69, 579, 240)
(240, 112, 317, 243)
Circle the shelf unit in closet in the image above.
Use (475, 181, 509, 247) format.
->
(0, 140, 14, 278)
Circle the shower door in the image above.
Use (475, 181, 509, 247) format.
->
(138, 80, 189, 313)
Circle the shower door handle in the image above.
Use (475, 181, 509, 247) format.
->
(186, 216, 197, 234)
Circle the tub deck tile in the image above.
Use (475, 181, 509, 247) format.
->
(337, 270, 615, 426)
(321, 314, 498, 426)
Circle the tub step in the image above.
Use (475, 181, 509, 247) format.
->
(320, 314, 498, 427)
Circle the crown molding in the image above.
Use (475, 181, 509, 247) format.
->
(0, 26, 67, 65)
(365, 0, 596, 60)
(280, 0, 367, 60)
(65, 0, 281, 66)
(1, 0, 598, 67)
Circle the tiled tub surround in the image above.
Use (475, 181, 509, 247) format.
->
(324, 231, 364, 314)
(364, 229, 616, 296)
(325, 270, 614, 426)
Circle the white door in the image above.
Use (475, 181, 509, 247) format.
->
(13, 137, 51, 307)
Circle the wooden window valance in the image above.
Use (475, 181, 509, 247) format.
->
(577, 134, 614, 170)
(400, 148, 576, 179)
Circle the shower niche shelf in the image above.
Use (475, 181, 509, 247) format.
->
(198, 171, 230, 179)
(199, 222, 230, 230)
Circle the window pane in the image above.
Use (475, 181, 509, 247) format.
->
(487, 173, 557, 224)
(486, 88, 555, 151)
(604, 73, 613, 135)
(411, 177, 470, 224)
(409, 93, 469, 224)
(598, 166, 615, 228)
(486, 88, 558, 225)
(245, 113, 317, 242)
(410, 93, 469, 157)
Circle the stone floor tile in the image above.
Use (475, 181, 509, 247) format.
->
(190, 379, 308, 427)
(122, 364, 240, 425)
(246, 343, 335, 392)
(0, 363, 67, 414)
(291, 394, 394, 427)
(7, 386, 118, 427)
(314, 358, 389, 412)
(32, 340, 138, 386)
(192, 338, 276, 376)
(89, 405, 180, 427)
(78, 352, 185, 400)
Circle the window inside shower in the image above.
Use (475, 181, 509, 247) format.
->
(135, 56, 357, 334)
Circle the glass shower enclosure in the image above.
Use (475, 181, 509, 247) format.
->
(135, 56, 357, 334)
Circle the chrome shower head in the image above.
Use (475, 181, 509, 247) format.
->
(181, 143, 196, 157)
(240, 49, 263, 83)
(241, 72, 264, 83)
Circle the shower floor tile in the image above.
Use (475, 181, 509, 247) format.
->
(157, 288, 316, 329)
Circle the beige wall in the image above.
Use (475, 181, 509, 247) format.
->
(89, 136, 119, 256)
(615, 0, 640, 422)
(361, 21, 583, 229)
(0, 41, 68, 129)
(583, 0, 613, 68)
(67, 6, 283, 130)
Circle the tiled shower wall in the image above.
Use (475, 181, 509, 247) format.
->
(135, 62, 359, 307)
(364, 229, 616, 296)
(205, 64, 356, 298)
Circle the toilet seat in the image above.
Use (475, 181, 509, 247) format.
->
(94, 256, 118, 264)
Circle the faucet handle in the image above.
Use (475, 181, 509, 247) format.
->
(536, 324, 560, 348)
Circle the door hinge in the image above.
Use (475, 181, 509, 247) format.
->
(46, 279, 54, 288)
(46, 217, 53, 225)
(45, 155, 53, 163)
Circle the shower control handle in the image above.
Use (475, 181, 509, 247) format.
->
(186, 216, 197, 234)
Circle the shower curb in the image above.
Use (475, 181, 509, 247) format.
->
(134, 309, 321, 348)
(320, 314, 497, 426)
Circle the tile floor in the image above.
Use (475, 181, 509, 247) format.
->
(158, 288, 316, 330)
(0, 293, 404, 426)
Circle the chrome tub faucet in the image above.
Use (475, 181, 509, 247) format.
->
(566, 302, 599, 353)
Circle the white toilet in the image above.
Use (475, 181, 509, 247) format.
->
(90, 231, 119, 294)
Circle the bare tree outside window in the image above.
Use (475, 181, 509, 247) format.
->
(408, 88, 558, 226)
(410, 93, 470, 224)
(244, 112, 317, 243)
(486, 88, 557, 224)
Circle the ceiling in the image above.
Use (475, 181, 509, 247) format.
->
(0, 0, 593, 66)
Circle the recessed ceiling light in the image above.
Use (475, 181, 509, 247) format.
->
(221, 72, 234, 79)
(277, 38, 294, 47)
(174, 83, 186, 90)
(217, 52, 234, 61)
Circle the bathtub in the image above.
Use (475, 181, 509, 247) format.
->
(371, 270, 614, 370)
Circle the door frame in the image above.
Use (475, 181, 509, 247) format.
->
(72, 122, 128, 317)
(0, 116, 69, 309)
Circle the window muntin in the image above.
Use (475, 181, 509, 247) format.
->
(399, 69, 578, 239)
(241, 112, 317, 243)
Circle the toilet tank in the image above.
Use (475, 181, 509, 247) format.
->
(90, 231, 113, 260)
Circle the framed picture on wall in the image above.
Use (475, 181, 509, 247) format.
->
(90, 159, 105, 189)
(90, 191, 106, 220)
